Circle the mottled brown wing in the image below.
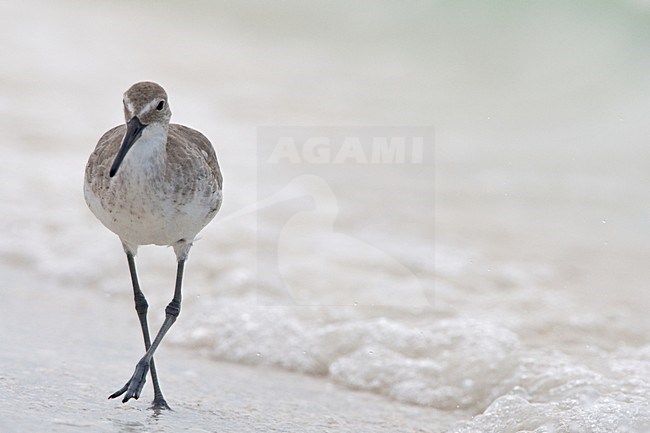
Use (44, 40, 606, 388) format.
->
(85, 125, 125, 193)
(168, 124, 223, 191)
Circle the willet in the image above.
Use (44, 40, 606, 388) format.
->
(84, 81, 223, 409)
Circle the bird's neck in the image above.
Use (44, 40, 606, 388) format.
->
(122, 124, 168, 175)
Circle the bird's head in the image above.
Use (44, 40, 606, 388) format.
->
(110, 81, 171, 177)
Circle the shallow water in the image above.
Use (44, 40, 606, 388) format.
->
(1, 0, 650, 431)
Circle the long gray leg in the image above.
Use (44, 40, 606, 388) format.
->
(115, 252, 170, 409)
(109, 259, 185, 405)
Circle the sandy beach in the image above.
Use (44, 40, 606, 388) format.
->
(0, 271, 458, 432)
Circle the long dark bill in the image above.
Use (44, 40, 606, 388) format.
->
(109, 116, 147, 177)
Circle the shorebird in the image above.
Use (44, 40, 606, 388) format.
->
(84, 81, 223, 409)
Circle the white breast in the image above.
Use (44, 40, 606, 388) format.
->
(84, 124, 220, 247)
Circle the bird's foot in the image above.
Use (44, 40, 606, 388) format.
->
(109, 359, 150, 403)
(150, 396, 172, 411)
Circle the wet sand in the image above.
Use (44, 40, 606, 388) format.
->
(0, 269, 457, 432)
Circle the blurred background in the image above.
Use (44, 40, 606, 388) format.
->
(1, 0, 649, 431)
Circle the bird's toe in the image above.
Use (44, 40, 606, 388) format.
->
(150, 397, 172, 411)
(109, 359, 150, 404)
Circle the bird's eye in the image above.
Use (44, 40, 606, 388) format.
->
(157, 100, 165, 110)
